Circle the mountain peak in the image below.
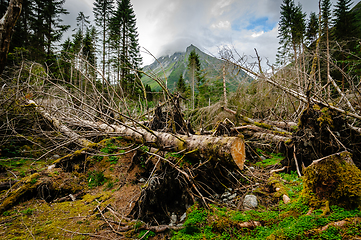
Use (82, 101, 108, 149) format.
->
(186, 44, 200, 53)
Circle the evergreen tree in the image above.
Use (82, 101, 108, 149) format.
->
(109, 0, 142, 96)
(145, 84, 153, 101)
(322, 0, 332, 98)
(83, 26, 97, 77)
(76, 11, 90, 36)
(333, 0, 359, 90)
(306, 12, 319, 44)
(333, 0, 357, 42)
(187, 50, 201, 109)
(93, 0, 114, 76)
(176, 74, 187, 93)
(30, 0, 69, 59)
(43, 0, 70, 56)
(277, 0, 305, 65)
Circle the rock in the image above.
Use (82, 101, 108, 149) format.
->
(283, 194, 291, 204)
(47, 164, 56, 170)
(243, 195, 258, 209)
(228, 193, 237, 200)
(180, 212, 187, 222)
(221, 191, 231, 199)
(170, 213, 177, 225)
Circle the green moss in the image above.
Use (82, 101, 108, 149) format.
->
(302, 152, 361, 209)
(255, 153, 284, 168)
(268, 173, 288, 199)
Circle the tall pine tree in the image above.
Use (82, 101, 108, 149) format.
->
(306, 12, 319, 44)
(109, 0, 142, 96)
(188, 49, 201, 109)
(277, 0, 305, 65)
(93, 0, 114, 77)
(322, 0, 332, 98)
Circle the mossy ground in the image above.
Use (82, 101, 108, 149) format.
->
(1, 138, 361, 239)
(171, 171, 361, 240)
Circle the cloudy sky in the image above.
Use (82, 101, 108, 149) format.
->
(62, 0, 358, 68)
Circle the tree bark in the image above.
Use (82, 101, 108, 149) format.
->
(77, 118, 246, 170)
(0, 0, 23, 74)
(28, 99, 246, 171)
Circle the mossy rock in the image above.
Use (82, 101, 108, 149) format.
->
(302, 151, 361, 209)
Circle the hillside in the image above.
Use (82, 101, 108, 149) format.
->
(141, 44, 251, 92)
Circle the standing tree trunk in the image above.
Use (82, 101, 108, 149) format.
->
(0, 0, 23, 74)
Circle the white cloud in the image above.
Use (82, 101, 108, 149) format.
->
(64, 0, 358, 68)
(211, 21, 231, 29)
(251, 31, 265, 38)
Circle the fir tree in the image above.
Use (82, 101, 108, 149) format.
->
(30, 0, 69, 58)
(109, 0, 142, 96)
(93, 0, 114, 76)
(76, 11, 90, 36)
(306, 12, 319, 44)
(333, 0, 359, 90)
(43, 0, 70, 56)
(322, 0, 332, 98)
(176, 74, 187, 93)
(188, 49, 201, 109)
(333, 0, 357, 42)
(277, 0, 305, 65)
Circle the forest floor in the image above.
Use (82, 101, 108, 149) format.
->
(1, 134, 361, 240)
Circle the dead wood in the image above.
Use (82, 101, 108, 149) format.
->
(238, 221, 262, 229)
(61, 117, 246, 170)
(0, 0, 23, 74)
(26, 100, 94, 148)
(225, 59, 361, 121)
(223, 107, 293, 134)
(0, 180, 18, 191)
(285, 105, 361, 170)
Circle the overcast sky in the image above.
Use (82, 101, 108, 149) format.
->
(62, 0, 358, 68)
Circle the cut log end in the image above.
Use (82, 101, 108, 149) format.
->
(230, 138, 246, 170)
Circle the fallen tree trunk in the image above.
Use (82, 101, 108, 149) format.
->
(26, 100, 94, 148)
(223, 107, 293, 134)
(28, 100, 246, 171)
(71, 118, 246, 170)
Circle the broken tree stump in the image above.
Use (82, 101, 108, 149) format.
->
(302, 151, 361, 209)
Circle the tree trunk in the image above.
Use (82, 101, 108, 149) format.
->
(28, 99, 246, 171)
(0, 0, 23, 74)
(79, 119, 246, 170)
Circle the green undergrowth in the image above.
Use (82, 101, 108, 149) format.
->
(254, 149, 284, 168)
(172, 172, 361, 240)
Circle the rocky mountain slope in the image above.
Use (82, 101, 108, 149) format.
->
(141, 44, 251, 92)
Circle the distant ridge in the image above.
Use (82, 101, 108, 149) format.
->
(141, 44, 251, 92)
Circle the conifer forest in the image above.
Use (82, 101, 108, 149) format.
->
(1, 0, 361, 239)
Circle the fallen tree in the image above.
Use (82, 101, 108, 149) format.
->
(28, 99, 246, 171)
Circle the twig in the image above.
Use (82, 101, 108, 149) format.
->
(57, 227, 112, 239)
(293, 146, 302, 177)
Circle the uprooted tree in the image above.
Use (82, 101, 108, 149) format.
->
(1, 31, 361, 238)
